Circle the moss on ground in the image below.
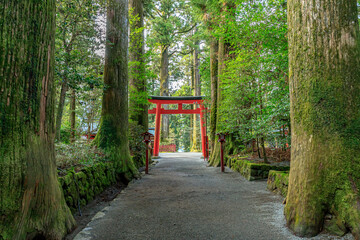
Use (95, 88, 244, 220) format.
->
(59, 162, 118, 213)
(230, 157, 289, 181)
(267, 170, 289, 197)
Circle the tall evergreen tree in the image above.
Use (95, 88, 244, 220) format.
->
(190, 36, 201, 152)
(0, 1, 75, 238)
(129, 0, 148, 167)
(129, 0, 148, 129)
(147, 0, 195, 141)
(95, 0, 138, 180)
(285, 0, 360, 237)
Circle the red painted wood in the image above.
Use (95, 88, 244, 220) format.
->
(221, 142, 224, 172)
(148, 108, 201, 115)
(149, 99, 203, 104)
(148, 98, 207, 157)
(145, 142, 149, 174)
(153, 103, 161, 156)
(200, 103, 206, 159)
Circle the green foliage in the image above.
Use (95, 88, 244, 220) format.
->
(60, 127, 72, 144)
(56, 0, 104, 138)
(169, 84, 193, 151)
(55, 0, 104, 89)
(216, 0, 289, 149)
(55, 142, 109, 169)
(147, 0, 195, 48)
(129, 7, 151, 118)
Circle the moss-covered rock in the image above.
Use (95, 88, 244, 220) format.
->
(63, 172, 73, 186)
(324, 216, 348, 237)
(230, 157, 290, 181)
(267, 170, 289, 197)
(59, 162, 118, 214)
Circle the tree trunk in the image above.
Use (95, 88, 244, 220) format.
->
(260, 137, 268, 163)
(129, 0, 148, 129)
(70, 89, 76, 142)
(285, 1, 360, 237)
(209, 35, 224, 166)
(190, 61, 194, 149)
(160, 45, 170, 141)
(55, 79, 68, 141)
(256, 138, 261, 158)
(191, 44, 201, 152)
(95, 0, 138, 181)
(209, 37, 218, 151)
(0, 1, 76, 239)
(208, 2, 235, 165)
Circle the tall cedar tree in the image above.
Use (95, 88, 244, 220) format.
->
(0, 1, 76, 239)
(149, 0, 195, 141)
(190, 39, 201, 152)
(209, 36, 218, 151)
(95, 0, 137, 180)
(129, 0, 148, 129)
(285, 0, 360, 237)
(129, 0, 148, 167)
(209, 1, 235, 166)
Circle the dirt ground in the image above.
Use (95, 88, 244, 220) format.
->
(72, 153, 353, 240)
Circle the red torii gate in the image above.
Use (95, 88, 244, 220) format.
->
(148, 96, 208, 158)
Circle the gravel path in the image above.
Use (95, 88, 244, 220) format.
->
(74, 153, 353, 240)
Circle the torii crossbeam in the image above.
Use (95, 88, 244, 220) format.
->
(148, 96, 208, 158)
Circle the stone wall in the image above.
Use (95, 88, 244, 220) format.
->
(59, 162, 117, 213)
(230, 157, 290, 181)
(267, 170, 289, 197)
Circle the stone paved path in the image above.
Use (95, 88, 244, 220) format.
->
(74, 153, 353, 240)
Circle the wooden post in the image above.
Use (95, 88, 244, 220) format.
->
(200, 104, 206, 160)
(220, 142, 224, 172)
(153, 103, 161, 156)
(145, 141, 149, 174)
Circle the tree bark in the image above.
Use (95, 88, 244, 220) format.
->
(285, 0, 360, 237)
(160, 45, 170, 141)
(55, 79, 68, 141)
(209, 37, 218, 152)
(129, 0, 148, 129)
(95, 0, 138, 181)
(260, 137, 268, 163)
(0, 1, 76, 239)
(70, 89, 76, 142)
(209, 2, 236, 167)
(191, 43, 201, 152)
(190, 58, 194, 149)
(209, 36, 223, 166)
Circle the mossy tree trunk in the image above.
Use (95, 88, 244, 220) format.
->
(209, 2, 235, 166)
(55, 76, 68, 141)
(0, 1, 76, 239)
(95, 0, 138, 181)
(129, 0, 148, 129)
(209, 37, 219, 152)
(129, 0, 147, 167)
(209, 36, 223, 166)
(160, 45, 170, 141)
(191, 41, 201, 152)
(70, 89, 76, 142)
(285, 0, 360, 237)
